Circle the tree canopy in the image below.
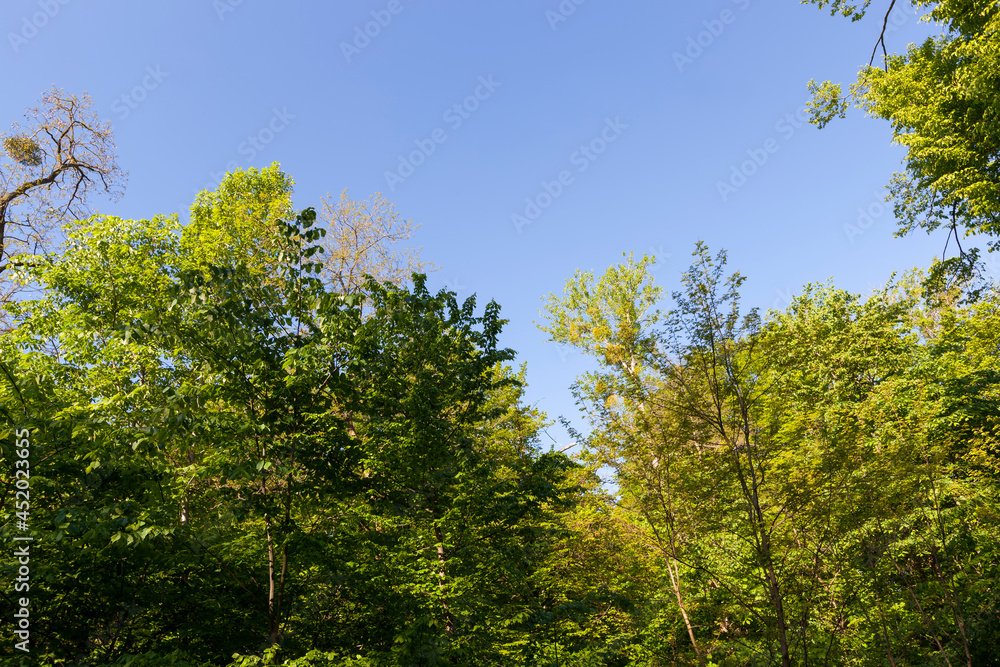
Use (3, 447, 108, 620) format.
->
(0, 88, 125, 327)
(805, 0, 1000, 284)
(4, 12, 1000, 659)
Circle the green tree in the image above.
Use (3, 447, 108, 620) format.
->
(541, 244, 1000, 664)
(805, 0, 1000, 284)
(180, 163, 294, 274)
(540, 247, 803, 665)
(181, 166, 433, 295)
(1, 170, 579, 666)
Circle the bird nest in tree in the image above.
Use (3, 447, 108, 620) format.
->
(3, 135, 42, 167)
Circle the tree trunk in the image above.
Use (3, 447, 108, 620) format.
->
(433, 522, 455, 637)
(266, 513, 281, 646)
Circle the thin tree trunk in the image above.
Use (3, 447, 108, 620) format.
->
(889, 557, 953, 667)
(648, 473, 705, 667)
(266, 513, 281, 646)
(927, 474, 973, 667)
(726, 423, 792, 667)
(864, 553, 900, 667)
(433, 522, 455, 637)
(666, 556, 704, 667)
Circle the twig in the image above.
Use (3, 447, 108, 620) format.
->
(869, 0, 898, 71)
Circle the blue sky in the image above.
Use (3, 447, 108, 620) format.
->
(2, 1, 954, 458)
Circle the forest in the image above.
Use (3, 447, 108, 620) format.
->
(1, 0, 999, 665)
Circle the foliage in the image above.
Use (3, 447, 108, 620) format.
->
(540, 244, 1000, 665)
(806, 0, 875, 21)
(317, 189, 434, 294)
(1, 137, 41, 168)
(0, 87, 125, 279)
(805, 0, 1000, 285)
(0, 171, 582, 666)
(181, 163, 295, 275)
(3, 155, 1000, 664)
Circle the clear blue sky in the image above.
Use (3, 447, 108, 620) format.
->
(2, 1, 953, 457)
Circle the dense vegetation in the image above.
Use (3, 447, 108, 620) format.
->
(2, 0, 999, 664)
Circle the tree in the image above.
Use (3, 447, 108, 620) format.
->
(805, 0, 1000, 284)
(0, 171, 578, 665)
(180, 167, 433, 296)
(0, 87, 125, 278)
(759, 273, 1000, 666)
(540, 248, 802, 665)
(317, 189, 434, 294)
(536, 254, 713, 664)
(180, 163, 295, 275)
(316, 279, 581, 665)
(541, 244, 1000, 664)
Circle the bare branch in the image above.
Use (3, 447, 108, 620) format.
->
(0, 87, 126, 274)
(869, 0, 898, 71)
